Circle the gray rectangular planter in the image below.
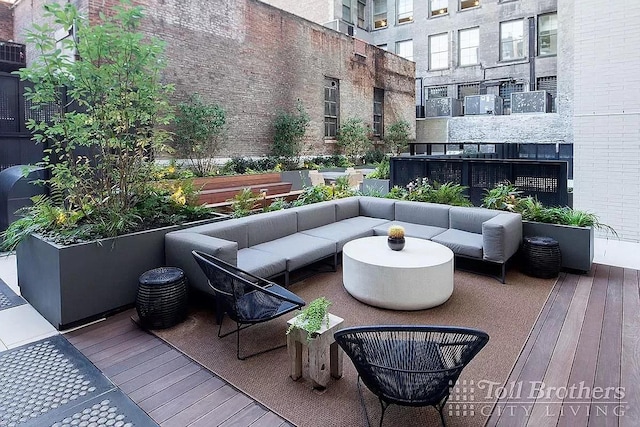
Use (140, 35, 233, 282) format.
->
(281, 170, 311, 190)
(16, 215, 227, 330)
(361, 178, 390, 196)
(522, 220, 594, 273)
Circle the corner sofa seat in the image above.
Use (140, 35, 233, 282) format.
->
(165, 196, 522, 295)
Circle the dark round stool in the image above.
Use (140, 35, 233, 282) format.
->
(522, 236, 562, 279)
(136, 267, 187, 329)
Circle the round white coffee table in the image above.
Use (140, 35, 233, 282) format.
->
(342, 236, 454, 310)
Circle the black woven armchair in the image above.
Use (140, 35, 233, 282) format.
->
(334, 325, 489, 426)
(192, 250, 306, 360)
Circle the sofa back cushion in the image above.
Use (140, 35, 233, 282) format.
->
(247, 210, 298, 246)
(358, 197, 395, 220)
(449, 206, 500, 234)
(295, 201, 337, 231)
(334, 197, 360, 221)
(395, 201, 450, 228)
(181, 221, 249, 249)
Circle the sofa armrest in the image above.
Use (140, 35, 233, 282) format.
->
(482, 213, 522, 263)
(165, 232, 238, 295)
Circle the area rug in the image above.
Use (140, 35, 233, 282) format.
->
(153, 267, 556, 427)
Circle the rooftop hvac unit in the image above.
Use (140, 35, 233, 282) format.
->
(425, 97, 463, 117)
(464, 94, 503, 115)
(511, 90, 552, 113)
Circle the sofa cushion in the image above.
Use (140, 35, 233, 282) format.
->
(300, 218, 381, 251)
(449, 206, 499, 234)
(177, 220, 249, 249)
(334, 197, 360, 221)
(246, 210, 298, 246)
(294, 201, 337, 231)
(394, 201, 450, 228)
(237, 248, 287, 279)
(358, 197, 395, 220)
(372, 221, 447, 240)
(251, 233, 337, 271)
(432, 229, 483, 259)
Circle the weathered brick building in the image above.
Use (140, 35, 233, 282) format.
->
(0, 2, 12, 41)
(9, 0, 416, 157)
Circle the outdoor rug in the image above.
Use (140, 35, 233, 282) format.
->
(0, 278, 25, 312)
(153, 267, 556, 427)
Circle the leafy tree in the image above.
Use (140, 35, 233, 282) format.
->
(271, 100, 310, 169)
(384, 120, 411, 156)
(173, 94, 226, 177)
(336, 118, 372, 165)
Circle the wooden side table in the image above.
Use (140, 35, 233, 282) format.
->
(287, 313, 344, 389)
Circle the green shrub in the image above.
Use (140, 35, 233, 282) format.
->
(362, 148, 386, 165)
(366, 157, 390, 179)
(271, 100, 310, 170)
(384, 120, 411, 156)
(336, 118, 372, 165)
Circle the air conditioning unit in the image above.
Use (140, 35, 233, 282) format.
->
(425, 98, 463, 117)
(323, 19, 355, 37)
(464, 94, 503, 115)
(511, 90, 552, 113)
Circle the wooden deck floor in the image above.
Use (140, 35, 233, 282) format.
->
(64, 312, 293, 427)
(64, 264, 640, 427)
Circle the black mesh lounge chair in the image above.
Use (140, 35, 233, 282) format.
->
(334, 325, 489, 427)
(192, 250, 306, 360)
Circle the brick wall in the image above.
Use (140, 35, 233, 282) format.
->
(571, 0, 640, 241)
(0, 2, 12, 41)
(13, 0, 415, 158)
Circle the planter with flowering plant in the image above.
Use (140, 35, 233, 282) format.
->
(1, 1, 226, 329)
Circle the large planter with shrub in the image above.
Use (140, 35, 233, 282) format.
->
(281, 170, 310, 191)
(16, 216, 227, 330)
(522, 221, 594, 273)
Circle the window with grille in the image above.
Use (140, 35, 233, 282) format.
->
(459, 27, 479, 66)
(357, 0, 366, 28)
(397, 0, 413, 24)
(500, 19, 524, 60)
(538, 13, 557, 56)
(460, 0, 480, 10)
(499, 82, 524, 114)
(396, 39, 413, 61)
(430, 0, 448, 17)
(373, 88, 384, 137)
(537, 76, 557, 112)
(429, 33, 448, 70)
(457, 83, 480, 100)
(324, 78, 339, 138)
(427, 86, 448, 99)
(373, 0, 387, 29)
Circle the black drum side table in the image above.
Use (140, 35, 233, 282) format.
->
(136, 267, 188, 329)
(522, 236, 562, 279)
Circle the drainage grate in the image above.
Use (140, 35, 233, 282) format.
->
(0, 279, 25, 312)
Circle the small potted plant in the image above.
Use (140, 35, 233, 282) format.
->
(387, 225, 406, 251)
(287, 297, 332, 342)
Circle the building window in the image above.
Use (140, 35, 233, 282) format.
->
(538, 13, 557, 56)
(396, 39, 413, 61)
(373, 0, 387, 29)
(324, 78, 339, 138)
(537, 76, 557, 112)
(357, 0, 366, 28)
(397, 0, 413, 24)
(430, 0, 448, 17)
(499, 82, 524, 114)
(460, 0, 479, 10)
(373, 88, 384, 137)
(429, 33, 448, 70)
(459, 27, 479, 66)
(343, 0, 352, 23)
(500, 19, 524, 61)
(457, 83, 480, 101)
(427, 86, 448, 98)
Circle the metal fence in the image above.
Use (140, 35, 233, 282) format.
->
(390, 157, 569, 207)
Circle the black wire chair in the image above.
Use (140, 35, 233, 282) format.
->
(192, 250, 306, 360)
(334, 325, 489, 427)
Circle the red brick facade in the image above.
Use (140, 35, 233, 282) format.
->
(12, 0, 416, 157)
(0, 2, 12, 41)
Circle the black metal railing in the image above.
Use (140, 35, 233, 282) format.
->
(0, 41, 26, 71)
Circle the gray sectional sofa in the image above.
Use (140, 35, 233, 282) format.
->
(165, 196, 522, 294)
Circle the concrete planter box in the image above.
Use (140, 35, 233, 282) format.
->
(281, 170, 310, 191)
(362, 178, 390, 196)
(16, 216, 227, 330)
(522, 221, 594, 273)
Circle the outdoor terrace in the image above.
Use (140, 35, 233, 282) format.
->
(0, 238, 639, 426)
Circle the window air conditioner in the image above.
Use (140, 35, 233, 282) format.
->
(464, 94, 503, 115)
(425, 97, 463, 117)
(511, 91, 552, 113)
